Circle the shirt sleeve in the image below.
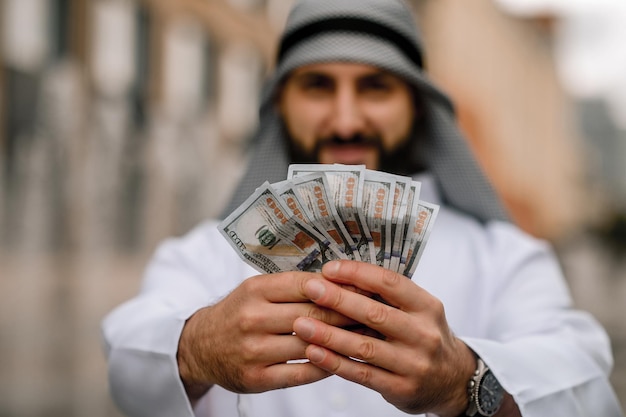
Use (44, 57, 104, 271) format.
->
(101, 221, 249, 417)
(460, 221, 623, 417)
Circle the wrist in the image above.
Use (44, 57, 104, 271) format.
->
(177, 308, 214, 403)
(437, 339, 477, 417)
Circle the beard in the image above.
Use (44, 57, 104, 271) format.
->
(287, 130, 425, 177)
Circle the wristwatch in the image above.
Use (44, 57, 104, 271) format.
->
(465, 358, 504, 416)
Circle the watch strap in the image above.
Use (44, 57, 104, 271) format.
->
(465, 357, 486, 416)
(465, 357, 504, 417)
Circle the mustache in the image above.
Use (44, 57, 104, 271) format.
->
(286, 132, 386, 166)
(315, 134, 383, 149)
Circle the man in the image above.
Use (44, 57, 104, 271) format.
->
(102, 0, 623, 416)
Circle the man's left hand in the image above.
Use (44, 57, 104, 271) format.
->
(292, 260, 475, 417)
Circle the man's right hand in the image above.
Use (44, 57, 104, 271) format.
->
(176, 271, 355, 403)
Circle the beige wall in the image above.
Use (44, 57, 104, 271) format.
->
(415, 0, 586, 240)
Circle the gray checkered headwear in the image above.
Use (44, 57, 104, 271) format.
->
(222, 0, 509, 223)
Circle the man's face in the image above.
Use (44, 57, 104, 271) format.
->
(278, 62, 416, 170)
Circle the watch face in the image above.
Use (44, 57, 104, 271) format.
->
(477, 371, 504, 416)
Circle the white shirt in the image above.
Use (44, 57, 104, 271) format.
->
(102, 174, 623, 417)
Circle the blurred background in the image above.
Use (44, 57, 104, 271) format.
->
(1, 0, 625, 415)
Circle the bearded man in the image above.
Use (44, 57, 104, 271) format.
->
(102, 1, 623, 416)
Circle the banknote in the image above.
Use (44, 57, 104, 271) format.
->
(362, 169, 395, 268)
(288, 164, 376, 265)
(218, 182, 336, 274)
(392, 180, 421, 271)
(399, 200, 439, 278)
(389, 174, 412, 272)
(220, 164, 439, 277)
(271, 180, 347, 261)
(275, 174, 357, 261)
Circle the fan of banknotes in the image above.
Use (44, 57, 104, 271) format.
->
(218, 164, 439, 278)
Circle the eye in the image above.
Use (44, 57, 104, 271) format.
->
(358, 75, 396, 96)
(297, 74, 334, 93)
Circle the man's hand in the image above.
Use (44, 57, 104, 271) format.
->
(177, 271, 356, 403)
(292, 260, 476, 417)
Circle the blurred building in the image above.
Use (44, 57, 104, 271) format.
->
(0, 0, 293, 254)
(492, 0, 626, 236)
(414, 0, 587, 240)
(0, 1, 290, 416)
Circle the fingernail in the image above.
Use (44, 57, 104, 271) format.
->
(306, 279, 325, 300)
(294, 318, 315, 339)
(322, 261, 340, 278)
(308, 346, 325, 363)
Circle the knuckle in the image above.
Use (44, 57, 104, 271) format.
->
(356, 339, 377, 361)
(422, 296, 447, 327)
(319, 327, 334, 346)
(395, 380, 418, 400)
(422, 329, 444, 357)
(299, 275, 312, 298)
(381, 268, 401, 288)
(327, 285, 345, 310)
(423, 323, 442, 343)
(239, 338, 262, 362)
(354, 365, 373, 386)
(431, 329, 444, 347)
(410, 358, 432, 375)
(431, 297, 445, 317)
(285, 367, 309, 387)
(241, 276, 259, 291)
(366, 303, 389, 325)
(328, 359, 342, 374)
(307, 305, 331, 323)
(237, 307, 261, 333)
(239, 371, 259, 392)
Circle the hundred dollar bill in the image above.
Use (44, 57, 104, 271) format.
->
(362, 169, 395, 268)
(280, 173, 359, 261)
(288, 164, 376, 264)
(389, 175, 412, 272)
(391, 180, 421, 272)
(218, 182, 335, 274)
(272, 180, 352, 259)
(399, 200, 439, 278)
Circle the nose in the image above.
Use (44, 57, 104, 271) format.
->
(330, 86, 365, 139)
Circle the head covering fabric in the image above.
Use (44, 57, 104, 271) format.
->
(222, 0, 509, 223)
